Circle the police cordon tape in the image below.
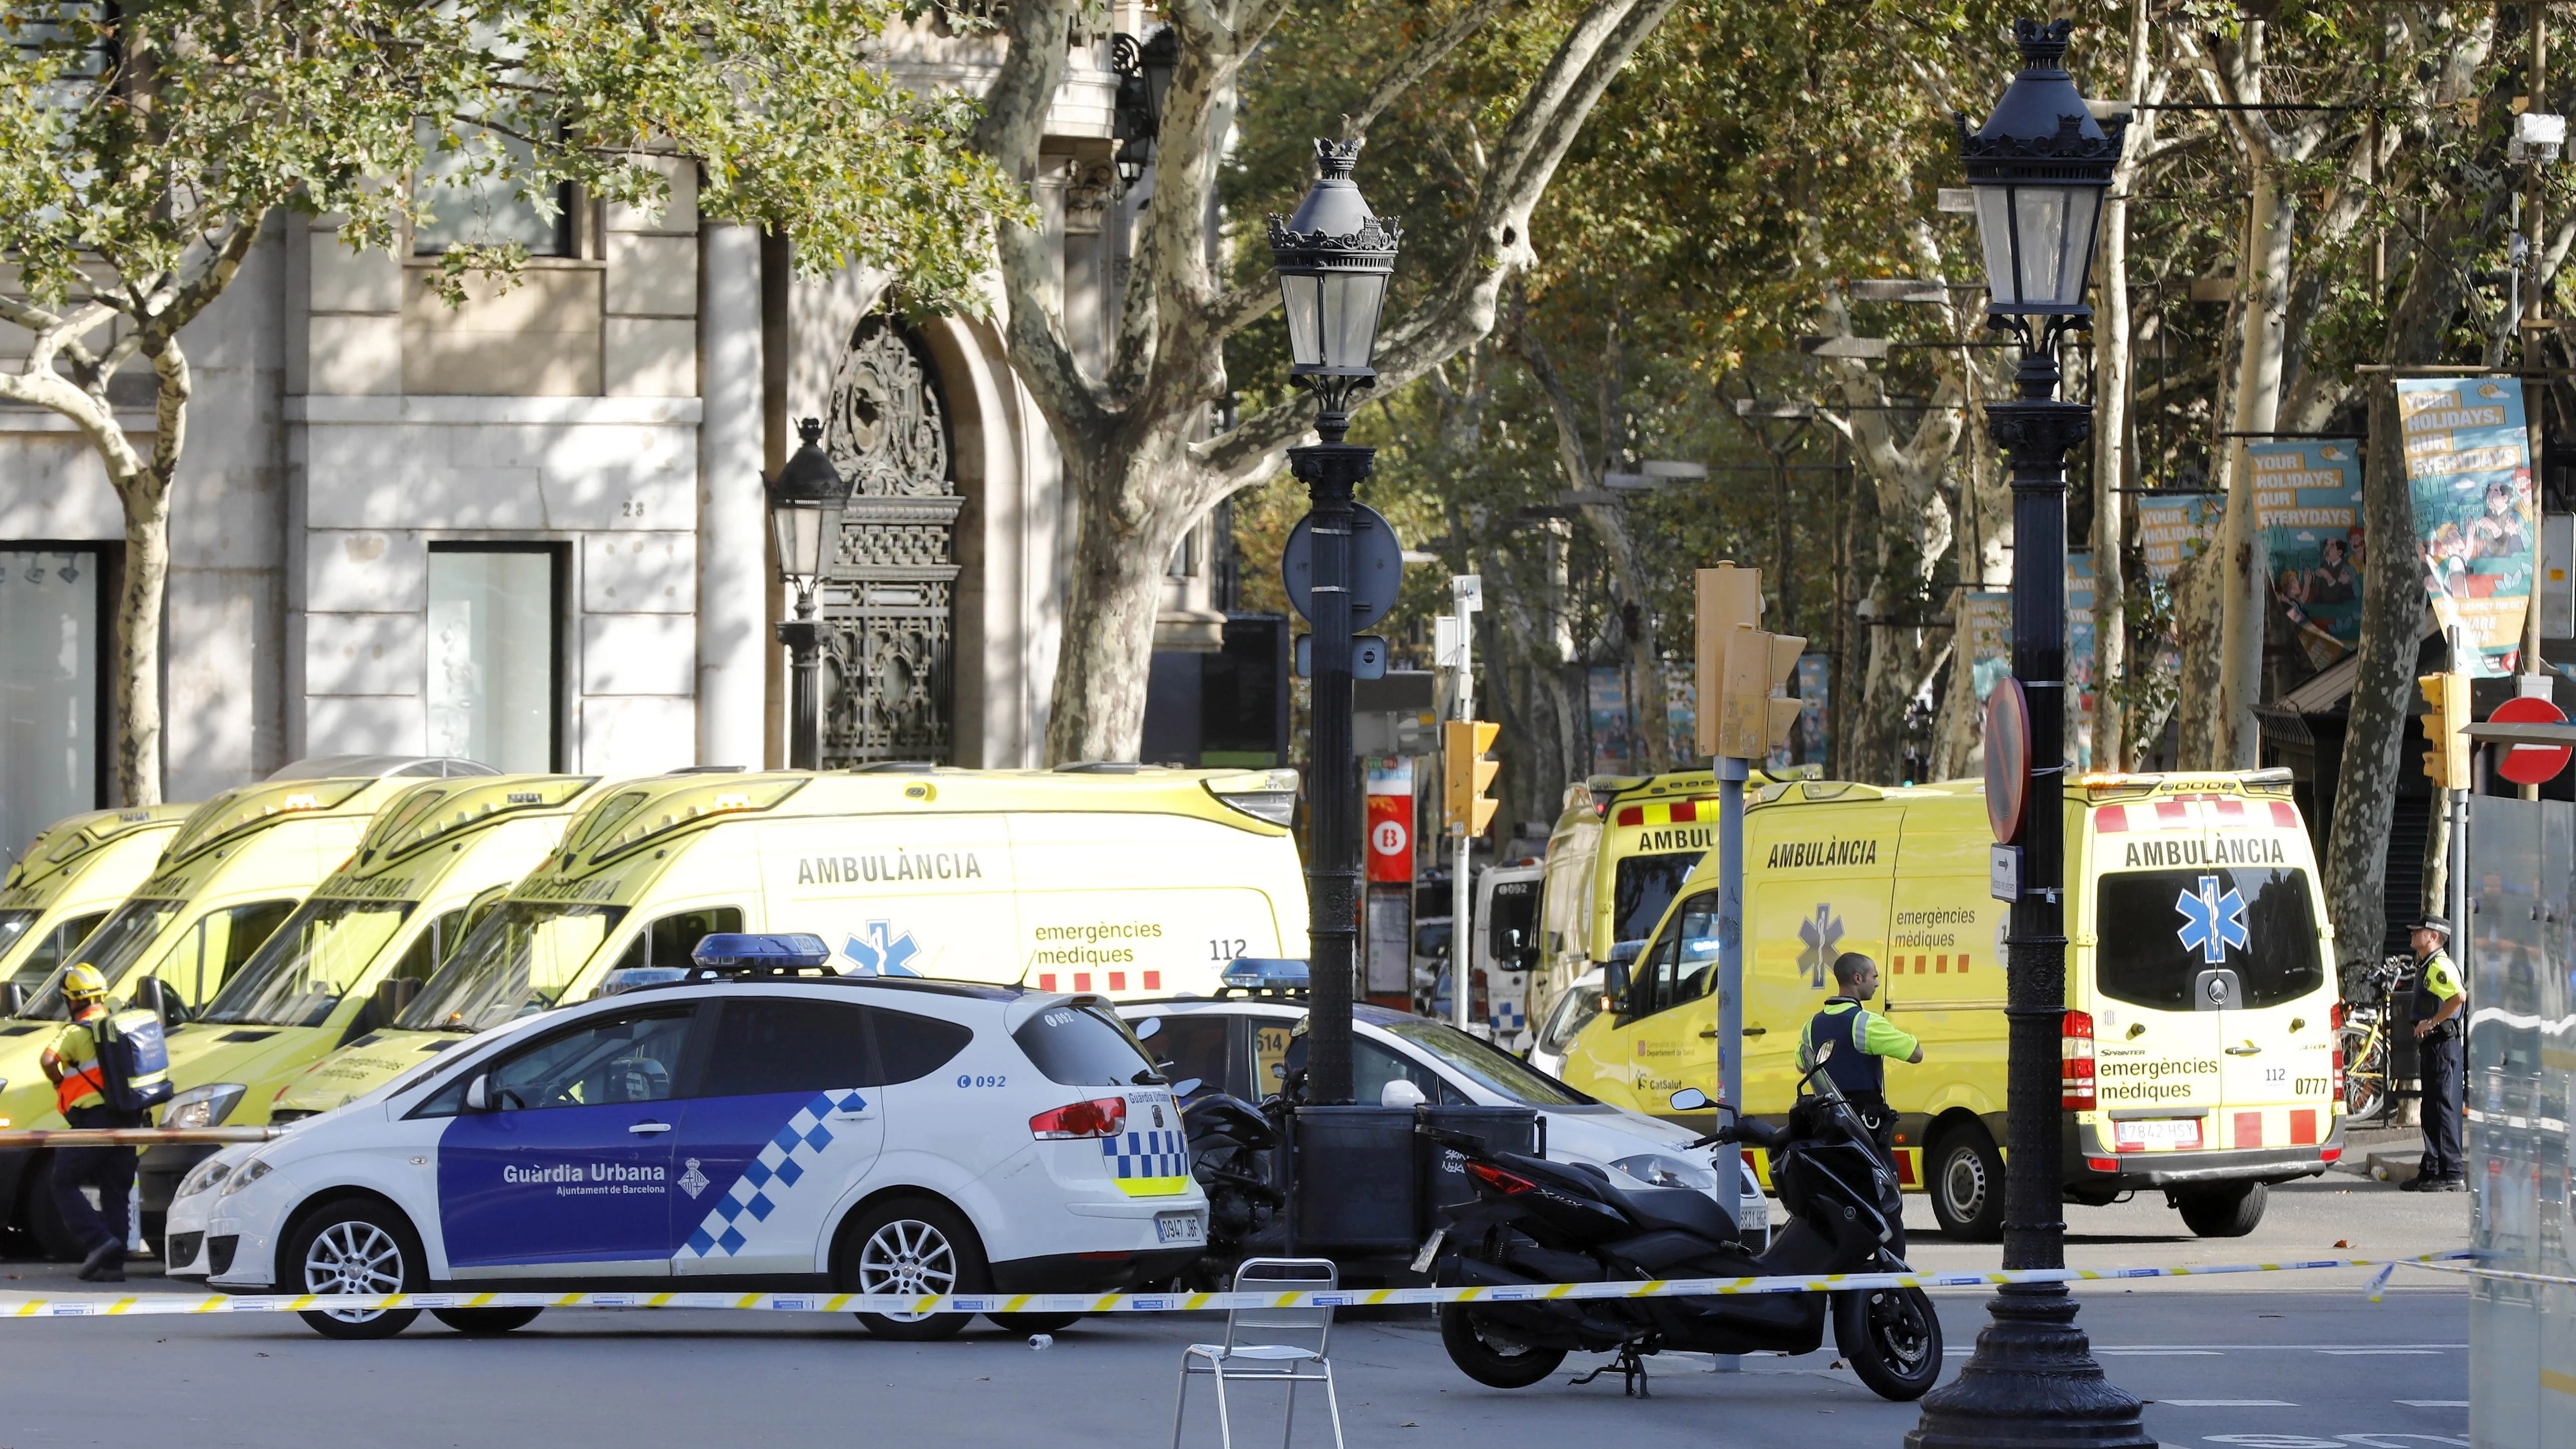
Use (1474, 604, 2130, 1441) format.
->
(0, 1253, 2482, 1320)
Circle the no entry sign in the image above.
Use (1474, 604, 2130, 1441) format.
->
(2490, 694, 2573, 785)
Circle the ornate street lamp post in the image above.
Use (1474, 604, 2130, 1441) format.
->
(1269, 139, 1399, 1104)
(1908, 21, 2148, 1449)
(767, 417, 854, 771)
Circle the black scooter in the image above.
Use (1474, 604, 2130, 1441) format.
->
(1174, 1091, 1292, 1289)
(1420, 1042, 1942, 1401)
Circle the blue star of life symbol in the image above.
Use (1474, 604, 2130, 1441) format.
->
(844, 921, 921, 976)
(1797, 903, 1844, 989)
(2173, 874, 2248, 963)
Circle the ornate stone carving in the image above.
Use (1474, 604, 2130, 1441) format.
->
(1063, 158, 1117, 234)
(819, 314, 958, 764)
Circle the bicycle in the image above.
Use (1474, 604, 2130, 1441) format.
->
(2336, 956, 2408, 1123)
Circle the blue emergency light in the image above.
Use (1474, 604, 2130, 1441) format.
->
(1219, 957, 1310, 996)
(691, 932, 835, 973)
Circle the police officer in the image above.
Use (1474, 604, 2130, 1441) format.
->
(38, 964, 144, 1280)
(2401, 916, 2466, 1193)
(1799, 951, 1924, 1251)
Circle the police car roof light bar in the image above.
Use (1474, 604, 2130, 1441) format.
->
(691, 932, 835, 973)
(1218, 957, 1311, 997)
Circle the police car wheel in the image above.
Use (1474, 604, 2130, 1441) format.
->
(289, 1201, 423, 1340)
(432, 1307, 544, 1335)
(1929, 1126, 2006, 1243)
(842, 1198, 987, 1341)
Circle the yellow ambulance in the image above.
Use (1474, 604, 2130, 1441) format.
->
(1557, 770, 2344, 1241)
(0, 768, 483, 1255)
(0, 804, 194, 1007)
(1526, 770, 1792, 1049)
(272, 766, 1308, 1117)
(133, 774, 610, 1236)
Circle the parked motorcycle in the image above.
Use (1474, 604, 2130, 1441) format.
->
(1175, 1090, 1292, 1289)
(1419, 1042, 1942, 1401)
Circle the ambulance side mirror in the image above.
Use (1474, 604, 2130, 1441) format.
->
(463, 1073, 492, 1112)
(0, 983, 23, 1017)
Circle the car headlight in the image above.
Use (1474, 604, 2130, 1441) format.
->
(219, 1156, 275, 1196)
(1610, 1153, 1719, 1192)
(175, 1155, 235, 1200)
(161, 1083, 248, 1131)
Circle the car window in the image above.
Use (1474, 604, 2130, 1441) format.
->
(162, 900, 299, 1009)
(2093, 866, 2324, 1011)
(464, 1008, 695, 1114)
(1137, 1013, 1233, 1100)
(1253, 1018, 1295, 1092)
(1537, 978, 1604, 1056)
(7, 911, 103, 994)
(1354, 1037, 1456, 1105)
(1635, 892, 1721, 1018)
(1380, 1019, 1595, 1106)
(1486, 878, 1539, 971)
(703, 999, 879, 1096)
(399, 901, 629, 1031)
(1612, 851, 1702, 943)
(199, 899, 416, 1027)
(616, 907, 746, 973)
(1015, 1003, 1157, 1086)
(875, 1008, 976, 1085)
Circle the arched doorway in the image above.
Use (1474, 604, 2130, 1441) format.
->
(816, 312, 959, 766)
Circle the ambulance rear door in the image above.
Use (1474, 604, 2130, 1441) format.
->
(2081, 802, 2243, 1152)
(1743, 798, 1902, 1114)
(1006, 811, 1297, 998)
(1881, 801, 2008, 1181)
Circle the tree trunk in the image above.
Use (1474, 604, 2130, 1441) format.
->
(2170, 545, 2226, 769)
(1043, 442, 1194, 763)
(114, 478, 172, 805)
(2324, 196, 2488, 980)
(2091, 0, 2157, 774)
(2217, 162, 2292, 769)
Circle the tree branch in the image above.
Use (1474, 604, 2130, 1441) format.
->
(1340, 0, 1514, 144)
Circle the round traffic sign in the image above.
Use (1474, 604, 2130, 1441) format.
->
(1984, 679, 2030, 844)
(2490, 693, 2572, 785)
(1282, 504, 1405, 628)
(1371, 818, 1410, 857)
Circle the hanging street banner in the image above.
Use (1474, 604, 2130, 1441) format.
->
(2138, 494, 2220, 581)
(2068, 552, 2097, 770)
(2397, 377, 2536, 675)
(1964, 591, 2012, 703)
(2246, 439, 2366, 673)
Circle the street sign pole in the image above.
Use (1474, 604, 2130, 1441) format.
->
(1448, 576, 1482, 1032)
(1290, 443, 1374, 1105)
(1713, 751, 1749, 1217)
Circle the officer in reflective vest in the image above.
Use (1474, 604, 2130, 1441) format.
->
(2401, 916, 2466, 1193)
(38, 963, 144, 1280)
(1798, 951, 1923, 1155)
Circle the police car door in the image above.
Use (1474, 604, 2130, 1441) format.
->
(668, 995, 890, 1278)
(436, 1004, 699, 1279)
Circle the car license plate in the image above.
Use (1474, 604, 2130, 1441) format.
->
(2114, 1117, 2202, 1150)
(1155, 1212, 1206, 1245)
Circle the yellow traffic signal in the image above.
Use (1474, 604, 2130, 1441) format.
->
(1716, 627, 1808, 760)
(2418, 671, 2470, 791)
(1445, 720, 1502, 836)
(1694, 566, 1764, 757)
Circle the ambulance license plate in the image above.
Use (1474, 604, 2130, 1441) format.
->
(2114, 1117, 2202, 1150)
(1155, 1212, 1206, 1245)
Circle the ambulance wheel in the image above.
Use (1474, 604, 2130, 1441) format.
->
(1929, 1125, 2006, 1243)
(432, 1307, 544, 1335)
(987, 1312, 1083, 1335)
(289, 1199, 423, 1339)
(2175, 1180, 2266, 1238)
(843, 1197, 987, 1342)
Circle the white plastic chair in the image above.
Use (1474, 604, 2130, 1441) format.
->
(1171, 1257, 1346, 1449)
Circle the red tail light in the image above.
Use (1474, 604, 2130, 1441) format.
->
(2329, 1001, 2345, 1032)
(1465, 1161, 1536, 1195)
(2062, 1010, 2096, 1111)
(1030, 1096, 1128, 1139)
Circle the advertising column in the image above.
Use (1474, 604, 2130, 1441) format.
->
(1363, 757, 1415, 1002)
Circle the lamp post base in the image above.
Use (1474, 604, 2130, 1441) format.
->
(1906, 1283, 2149, 1449)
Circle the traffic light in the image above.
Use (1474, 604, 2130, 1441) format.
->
(1716, 627, 1808, 760)
(1444, 720, 1501, 836)
(1694, 565, 1764, 757)
(2418, 671, 2471, 791)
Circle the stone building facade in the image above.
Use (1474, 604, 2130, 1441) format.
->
(0, 17, 1230, 858)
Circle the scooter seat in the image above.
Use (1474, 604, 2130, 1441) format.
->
(1596, 1179, 1742, 1243)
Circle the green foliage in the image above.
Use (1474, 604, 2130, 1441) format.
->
(0, 0, 1026, 316)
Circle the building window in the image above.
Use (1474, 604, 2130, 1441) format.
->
(0, 548, 105, 868)
(412, 123, 575, 258)
(426, 547, 562, 771)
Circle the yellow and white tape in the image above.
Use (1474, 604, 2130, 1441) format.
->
(0, 1253, 2478, 1321)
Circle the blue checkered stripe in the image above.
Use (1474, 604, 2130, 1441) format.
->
(1103, 1127, 1188, 1181)
(681, 1090, 865, 1259)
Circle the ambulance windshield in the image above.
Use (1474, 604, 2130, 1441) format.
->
(17, 898, 185, 1019)
(1612, 852, 1702, 944)
(2093, 865, 2324, 1011)
(201, 899, 416, 1028)
(397, 901, 627, 1033)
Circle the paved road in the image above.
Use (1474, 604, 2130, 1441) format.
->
(0, 1157, 2470, 1446)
